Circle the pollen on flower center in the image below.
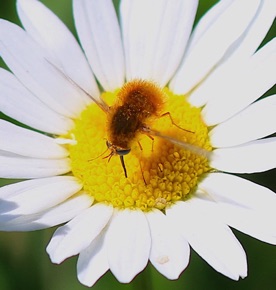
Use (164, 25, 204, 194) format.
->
(68, 80, 212, 211)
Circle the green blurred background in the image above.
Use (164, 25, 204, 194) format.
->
(0, 1, 275, 289)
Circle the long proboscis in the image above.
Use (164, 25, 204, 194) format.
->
(149, 129, 212, 160)
(45, 58, 109, 113)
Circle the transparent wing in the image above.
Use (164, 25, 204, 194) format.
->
(147, 128, 212, 160)
(45, 59, 109, 113)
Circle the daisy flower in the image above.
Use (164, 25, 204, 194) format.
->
(0, 0, 275, 287)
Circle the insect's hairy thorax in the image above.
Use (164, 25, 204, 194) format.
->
(107, 84, 165, 149)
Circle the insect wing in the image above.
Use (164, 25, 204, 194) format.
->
(45, 58, 109, 113)
(148, 128, 212, 160)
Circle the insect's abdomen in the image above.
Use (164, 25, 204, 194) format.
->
(108, 103, 142, 148)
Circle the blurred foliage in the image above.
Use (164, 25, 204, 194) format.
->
(0, 1, 275, 290)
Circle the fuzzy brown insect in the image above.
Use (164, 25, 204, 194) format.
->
(47, 61, 211, 178)
(104, 80, 165, 177)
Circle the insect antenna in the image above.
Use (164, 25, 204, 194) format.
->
(44, 58, 109, 113)
(88, 147, 110, 162)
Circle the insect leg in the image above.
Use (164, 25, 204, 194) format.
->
(160, 112, 194, 133)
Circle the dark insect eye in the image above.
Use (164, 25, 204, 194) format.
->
(116, 148, 131, 156)
(106, 141, 131, 156)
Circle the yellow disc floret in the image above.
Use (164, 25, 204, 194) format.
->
(69, 80, 211, 211)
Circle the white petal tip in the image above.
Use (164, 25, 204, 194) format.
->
(46, 246, 64, 264)
(48, 255, 63, 265)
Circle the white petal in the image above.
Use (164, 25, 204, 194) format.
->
(197, 173, 276, 244)
(77, 232, 109, 287)
(170, 0, 261, 94)
(193, 193, 276, 245)
(217, 204, 276, 245)
(0, 155, 70, 178)
(47, 203, 113, 264)
(146, 209, 190, 279)
(17, 0, 99, 98)
(0, 120, 68, 158)
(0, 20, 89, 118)
(186, 0, 276, 65)
(0, 176, 82, 216)
(211, 138, 276, 173)
(107, 209, 151, 283)
(0, 191, 93, 231)
(198, 173, 276, 214)
(121, 0, 198, 86)
(201, 38, 276, 125)
(227, 0, 276, 60)
(0, 68, 73, 135)
(182, 0, 233, 54)
(167, 201, 247, 280)
(73, 0, 124, 91)
(210, 95, 276, 147)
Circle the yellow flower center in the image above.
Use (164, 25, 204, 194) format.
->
(69, 80, 211, 211)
